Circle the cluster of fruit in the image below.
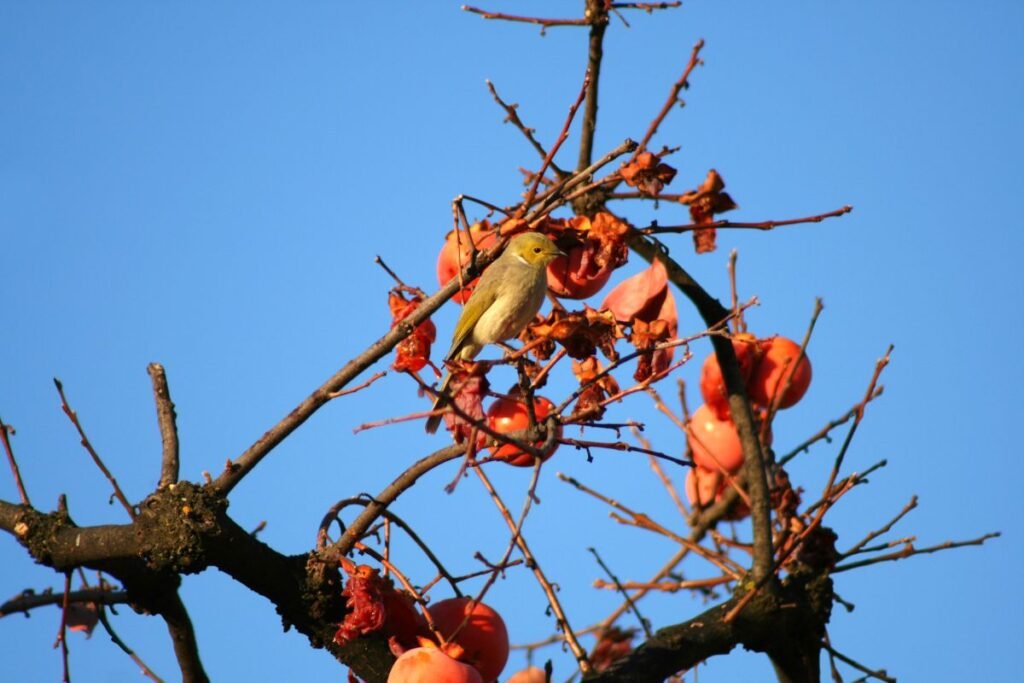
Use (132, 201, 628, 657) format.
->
(684, 334, 812, 517)
(386, 597, 509, 683)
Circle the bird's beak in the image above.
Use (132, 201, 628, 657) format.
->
(555, 247, 568, 258)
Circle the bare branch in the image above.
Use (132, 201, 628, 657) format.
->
(634, 39, 705, 156)
(0, 416, 30, 506)
(54, 379, 136, 519)
(147, 363, 180, 491)
(576, 0, 610, 176)
(833, 532, 1000, 573)
(1, 587, 129, 617)
(462, 5, 590, 29)
(841, 496, 918, 559)
(160, 592, 209, 683)
(487, 80, 567, 178)
(96, 605, 165, 683)
(822, 641, 896, 682)
(633, 205, 854, 234)
(474, 464, 592, 674)
(326, 443, 469, 559)
(627, 236, 774, 584)
(588, 547, 652, 639)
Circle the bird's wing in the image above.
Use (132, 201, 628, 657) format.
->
(446, 276, 500, 360)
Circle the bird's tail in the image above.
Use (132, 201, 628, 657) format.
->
(424, 372, 452, 434)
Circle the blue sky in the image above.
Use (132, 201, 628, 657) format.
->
(2, 2, 1021, 681)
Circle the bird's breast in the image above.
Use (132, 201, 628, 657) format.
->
(470, 268, 547, 348)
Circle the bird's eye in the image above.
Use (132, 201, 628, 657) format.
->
(533, 247, 542, 254)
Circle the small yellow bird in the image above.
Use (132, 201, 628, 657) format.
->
(425, 231, 565, 434)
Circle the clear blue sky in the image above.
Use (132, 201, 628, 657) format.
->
(2, 2, 1021, 681)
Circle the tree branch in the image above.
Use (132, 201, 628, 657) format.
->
(627, 235, 774, 583)
(147, 363, 180, 490)
(576, 0, 609, 175)
(161, 592, 209, 683)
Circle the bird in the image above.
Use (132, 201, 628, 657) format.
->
(425, 231, 565, 433)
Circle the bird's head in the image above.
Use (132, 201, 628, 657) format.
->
(507, 232, 566, 267)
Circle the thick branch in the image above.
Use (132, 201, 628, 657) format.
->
(161, 592, 209, 683)
(147, 363, 180, 490)
(330, 443, 467, 557)
(576, 1, 608, 174)
(585, 571, 831, 682)
(628, 236, 774, 583)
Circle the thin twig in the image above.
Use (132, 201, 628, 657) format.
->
(318, 497, 463, 597)
(448, 456, 545, 647)
(636, 426, 689, 519)
(56, 573, 71, 683)
(560, 437, 690, 468)
(588, 547, 652, 638)
(821, 641, 896, 682)
(833, 532, 1000, 573)
(841, 496, 918, 558)
(474, 465, 592, 674)
(1, 588, 129, 617)
(592, 576, 730, 593)
(54, 379, 136, 519)
(777, 389, 883, 467)
(634, 39, 705, 156)
(817, 346, 894, 509)
(96, 605, 165, 683)
(374, 255, 409, 289)
(635, 205, 853, 234)
(517, 69, 591, 218)
(0, 415, 30, 506)
(558, 473, 743, 579)
(487, 80, 566, 178)
(462, 5, 590, 28)
(761, 298, 824, 440)
(327, 371, 387, 399)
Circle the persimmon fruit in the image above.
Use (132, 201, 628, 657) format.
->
(686, 403, 745, 475)
(547, 244, 614, 299)
(426, 598, 509, 682)
(699, 334, 759, 420)
(748, 336, 812, 410)
(437, 226, 498, 304)
(486, 396, 561, 467)
(387, 646, 483, 683)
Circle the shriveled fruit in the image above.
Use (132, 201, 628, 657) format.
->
(686, 404, 745, 475)
(437, 224, 499, 304)
(699, 334, 759, 420)
(427, 598, 509, 682)
(748, 336, 812, 410)
(387, 646, 483, 683)
(486, 395, 562, 467)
